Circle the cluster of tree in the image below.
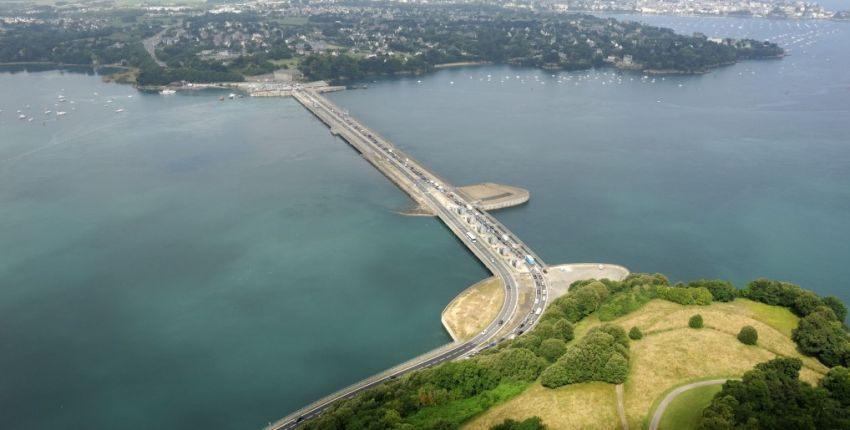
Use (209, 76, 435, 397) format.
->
(656, 285, 713, 306)
(299, 53, 432, 82)
(0, 21, 163, 66)
(490, 417, 546, 430)
(590, 274, 714, 322)
(793, 306, 850, 367)
(743, 278, 847, 320)
(157, 40, 292, 77)
(303, 346, 547, 429)
(540, 325, 630, 387)
(741, 278, 849, 367)
(541, 280, 610, 323)
(686, 279, 737, 302)
(699, 358, 850, 429)
(135, 61, 244, 85)
(596, 285, 655, 321)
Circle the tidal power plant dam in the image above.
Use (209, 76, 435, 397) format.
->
(268, 86, 622, 429)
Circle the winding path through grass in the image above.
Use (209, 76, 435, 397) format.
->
(648, 379, 728, 430)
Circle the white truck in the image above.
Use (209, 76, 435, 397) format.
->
(465, 231, 477, 242)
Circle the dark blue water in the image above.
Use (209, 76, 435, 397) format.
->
(0, 15, 848, 430)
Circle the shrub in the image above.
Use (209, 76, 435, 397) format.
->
(538, 339, 567, 363)
(531, 320, 556, 339)
(742, 278, 803, 308)
(542, 325, 630, 388)
(792, 307, 850, 367)
(823, 296, 848, 321)
(820, 366, 850, 407)
(597, 286, 654, 321)
(600, 352, 629, 383)
(429, 360, 499, 397)
(738, 326, 758, 345)
(427, 421, 459, 430)
(551, 281, 609, 322)
(657, 286, 713, 305)
(793, 291, 823, 317)
(490, 417, 546, 430)
(622, 273, 670, 288)
(687, 279, 737, 302)
(540, 363, 570, 388)
(629, 326, 643, 340)
(689, 314, 704, 329)
(483, 348, 547, 382)
(600, 324, 630, 348)
(512, 335, 542, 352)
(552, 319, 575, 342)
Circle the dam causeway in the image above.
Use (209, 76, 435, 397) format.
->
(209, 82, 628, 429)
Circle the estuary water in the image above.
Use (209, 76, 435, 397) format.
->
(1, 15, 849, 430)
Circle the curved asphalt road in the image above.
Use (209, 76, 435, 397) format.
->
(266, 89, 549, 430)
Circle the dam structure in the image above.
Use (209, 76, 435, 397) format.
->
(267, 87, 550, 429)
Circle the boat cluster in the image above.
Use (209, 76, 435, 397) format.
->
(2, 91, 132, 125)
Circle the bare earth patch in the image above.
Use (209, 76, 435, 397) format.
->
(463, 382, 620, 430)
(441, 277, 505, 341)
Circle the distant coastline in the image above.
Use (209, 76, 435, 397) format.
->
(434, 61, 491, 69)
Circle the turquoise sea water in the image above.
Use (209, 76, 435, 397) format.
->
(1, 15, 848, 430)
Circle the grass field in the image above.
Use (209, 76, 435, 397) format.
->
(611, 299, 826, 428)
(270, 58, 301, 69)
(441, 277, 504, 341)
(464, 382, 620, 430)
(657, 384, 723, 430)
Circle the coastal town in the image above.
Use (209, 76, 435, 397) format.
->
(1, 0, 789, 87)
(546, 0, 840, 20)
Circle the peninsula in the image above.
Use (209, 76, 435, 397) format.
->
(0, 3, 783, 87)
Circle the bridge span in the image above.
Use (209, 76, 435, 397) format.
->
(267, 87, 549, 429)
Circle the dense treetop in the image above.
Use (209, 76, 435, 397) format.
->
(699, 358, 850, 429)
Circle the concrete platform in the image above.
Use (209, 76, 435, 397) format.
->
(441, 263, 629, 340)
(456, 182, 529, 211)
(545, 263, 630, 299)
